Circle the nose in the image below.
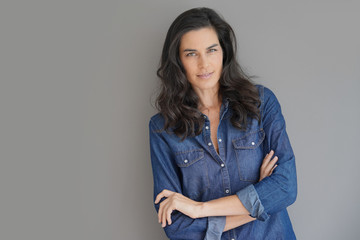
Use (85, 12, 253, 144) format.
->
(198, 54, 209, 69)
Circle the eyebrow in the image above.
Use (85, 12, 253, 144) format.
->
(183, 43, 219, 52)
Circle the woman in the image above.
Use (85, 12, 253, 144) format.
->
(149, 7, 297, 240)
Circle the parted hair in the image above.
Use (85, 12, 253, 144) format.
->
(156, 7, 260, 140)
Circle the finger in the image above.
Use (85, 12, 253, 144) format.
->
(155, 189, 166, 204)
(155, 193, 163, 204)
(166, 207, 173, 226)
(162, 205, 168, 227)
(265, 156, 278, 173)
(161, 199, 172, 227)
(158, 203, 162, 223)
(155, 189, 173, 204)
(268, 150, 274, 159)
(271, 155, 279, 166)
(262, 150, 274, 167)
(269, 164, 278, 176)
(158, 198, 169, 223)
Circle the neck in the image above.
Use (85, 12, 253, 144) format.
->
(196, 90, 222, 112)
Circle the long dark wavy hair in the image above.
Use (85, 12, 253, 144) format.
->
(156, 7, 260, 140)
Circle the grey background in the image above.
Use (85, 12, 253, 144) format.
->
(1, 0, 359, 239)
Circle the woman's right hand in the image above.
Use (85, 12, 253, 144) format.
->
(259, 150, 278, 181)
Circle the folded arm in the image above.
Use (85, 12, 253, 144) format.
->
(155, 150, 279, 231)
(236, 87, 297, 221)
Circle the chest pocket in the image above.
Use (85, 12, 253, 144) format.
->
(174, 148, 209, 200)
(232, 129, 265, 182)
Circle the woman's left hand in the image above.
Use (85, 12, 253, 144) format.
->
(259, 150, 278, 182)
(155, 189, 202, 227)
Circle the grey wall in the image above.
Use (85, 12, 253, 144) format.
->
(1, 1, 359, 239)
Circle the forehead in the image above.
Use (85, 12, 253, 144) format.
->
(179, 27, 220, 49)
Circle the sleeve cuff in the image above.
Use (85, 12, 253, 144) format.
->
(236, 184, 269, 221)
(204, 216, 226, 240)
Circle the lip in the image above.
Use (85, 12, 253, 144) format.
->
(197, 72, 214, 79)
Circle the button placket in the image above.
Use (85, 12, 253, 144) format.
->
(203, 112, 230, 196)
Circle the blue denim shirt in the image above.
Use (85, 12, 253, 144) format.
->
(149, 85, 297, 240)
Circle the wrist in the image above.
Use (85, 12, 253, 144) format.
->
(196, 201, 207, 218)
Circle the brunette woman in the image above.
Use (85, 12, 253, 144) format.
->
(149, 7, 297, 240)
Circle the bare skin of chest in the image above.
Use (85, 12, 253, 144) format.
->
(205, 110, 220, 154)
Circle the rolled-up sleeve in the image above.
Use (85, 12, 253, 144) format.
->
(149, 118, 224, 240)
(236, 184, 269, 221)
(236, 87, 297, 221)
(204, 216, 226, 240)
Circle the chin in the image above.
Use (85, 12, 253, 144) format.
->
(195, 82, 220, 90)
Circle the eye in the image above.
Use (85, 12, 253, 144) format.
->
(186, 52, 196, 57)
(208, 48, 217, 53)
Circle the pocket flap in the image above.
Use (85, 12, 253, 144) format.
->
(232, 129, 265, 149)
(174, 149, 204, 167)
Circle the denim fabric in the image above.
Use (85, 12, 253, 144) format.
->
(149, 85, 297, 240)
(205, 216, 226, 240)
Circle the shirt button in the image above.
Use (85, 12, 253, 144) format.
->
(225, 189, 230, 194)
(218, 138, 222, 142)
(184, 159, 188, 163)
(205, 126, 209, 130)
(208, 142, 212, 146)
(221, 163, 225, 167)
(251, 141, 255, 146)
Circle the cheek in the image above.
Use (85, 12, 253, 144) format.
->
(180, 62, 194, 81)
(217, 54, 223, 65)
(182, 60, 196, 75)
(213, 56, 223, 71)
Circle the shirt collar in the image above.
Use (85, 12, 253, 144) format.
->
(220, 98, 230, 120)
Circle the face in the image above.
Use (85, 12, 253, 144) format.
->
(179, 27, 223, 92)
